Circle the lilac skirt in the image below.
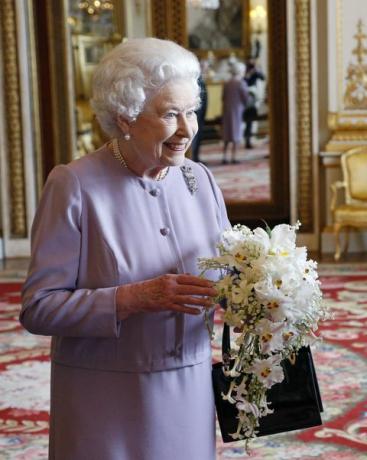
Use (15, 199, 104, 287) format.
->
(49, 359, 216, 460)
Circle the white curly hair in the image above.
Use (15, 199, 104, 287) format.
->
(90, 37, 201, 138)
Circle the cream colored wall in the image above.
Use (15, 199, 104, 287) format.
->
(318, 0, 367, 254)
(333, 0, 367, 112)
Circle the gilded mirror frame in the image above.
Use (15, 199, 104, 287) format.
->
(152, 0, 290, 226)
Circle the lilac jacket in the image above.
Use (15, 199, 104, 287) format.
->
(20, 146, 230, 372)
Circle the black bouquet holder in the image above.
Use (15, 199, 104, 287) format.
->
(212, 323, 324, 443)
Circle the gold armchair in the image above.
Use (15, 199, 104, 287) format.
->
(330, 147, 367, 260)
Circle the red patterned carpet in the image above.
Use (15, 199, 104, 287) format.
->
(198, 142, 271, 203)
(1, 264, 367, 459)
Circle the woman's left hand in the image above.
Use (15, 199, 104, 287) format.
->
(115, 274, 218, 320)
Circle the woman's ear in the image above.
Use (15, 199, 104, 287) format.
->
(116, 115, 131, 135)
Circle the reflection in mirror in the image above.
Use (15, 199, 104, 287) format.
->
(187, 0, 270, 206)
(188, 0, 243, 50)
(68, 0, 122, 157)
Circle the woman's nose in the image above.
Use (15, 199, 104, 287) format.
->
(176, 114, 197, 138)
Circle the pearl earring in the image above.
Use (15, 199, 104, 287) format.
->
(124, 133, 131, 140)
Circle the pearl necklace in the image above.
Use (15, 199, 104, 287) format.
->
(110, 138, 169, 181)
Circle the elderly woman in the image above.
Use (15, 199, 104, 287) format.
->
(221, 62, 248, 164)
(20, 38, 230, 460)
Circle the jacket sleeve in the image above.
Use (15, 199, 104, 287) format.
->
(20, 164, 120, 338)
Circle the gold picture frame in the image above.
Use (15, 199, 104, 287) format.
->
(186, 0, 250, 59)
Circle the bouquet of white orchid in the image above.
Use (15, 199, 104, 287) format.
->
(198, 222, 327, 444)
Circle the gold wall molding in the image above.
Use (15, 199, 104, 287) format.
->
(45, 0, 76, 164)
(327, 111, 367, 150)
(326, 9, 367, 152)
(343, 19, 367, 110)
(113, 0, 125, 38)
(151, 0, 186, 46)
(151, 0, 169, 40)
(295, 0, 313, 232)
(0, 0, 27, 237)
(325, 116, 367, 152)
(328, 111, 367, 130)
(27, 0, 43, 198)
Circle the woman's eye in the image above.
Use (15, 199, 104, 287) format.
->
(186, 110, 196, 117)
(164, 112, 177, 119)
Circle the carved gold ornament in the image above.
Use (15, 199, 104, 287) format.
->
(344, 20, 367, 110)
(295, 0, 313, 231)
(0, 0, 27, 237)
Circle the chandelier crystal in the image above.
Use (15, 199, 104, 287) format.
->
(78, 0, 114, 16)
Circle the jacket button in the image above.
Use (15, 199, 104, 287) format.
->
(160, 227, 170, 236)
(150, 188, 161, 197)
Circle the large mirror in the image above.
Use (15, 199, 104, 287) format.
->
(183, 0, 289, 226)
(35, 0, 289, 227)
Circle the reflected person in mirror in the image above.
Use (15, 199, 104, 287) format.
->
(243, 57, 266, 149)
(191, 74, 208, 163)
(20, 38, 230, 460)
(221, 62, 248, 164)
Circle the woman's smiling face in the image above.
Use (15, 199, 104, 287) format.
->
(126, 79, 199, 170)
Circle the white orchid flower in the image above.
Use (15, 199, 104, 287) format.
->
(249, 355, 284, 388)
(221, 226, 252, 251)
(282, 324, 299, 346)
(252, 227, 271, 251)
(254, 277, 291, 321)
(231, 275, 252, 304)
(254, 319, 285, 354)
(268, 223, 300, 254)
(236, 398, 261, 418)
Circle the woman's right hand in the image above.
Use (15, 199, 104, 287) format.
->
(116, 274, 217, 320)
